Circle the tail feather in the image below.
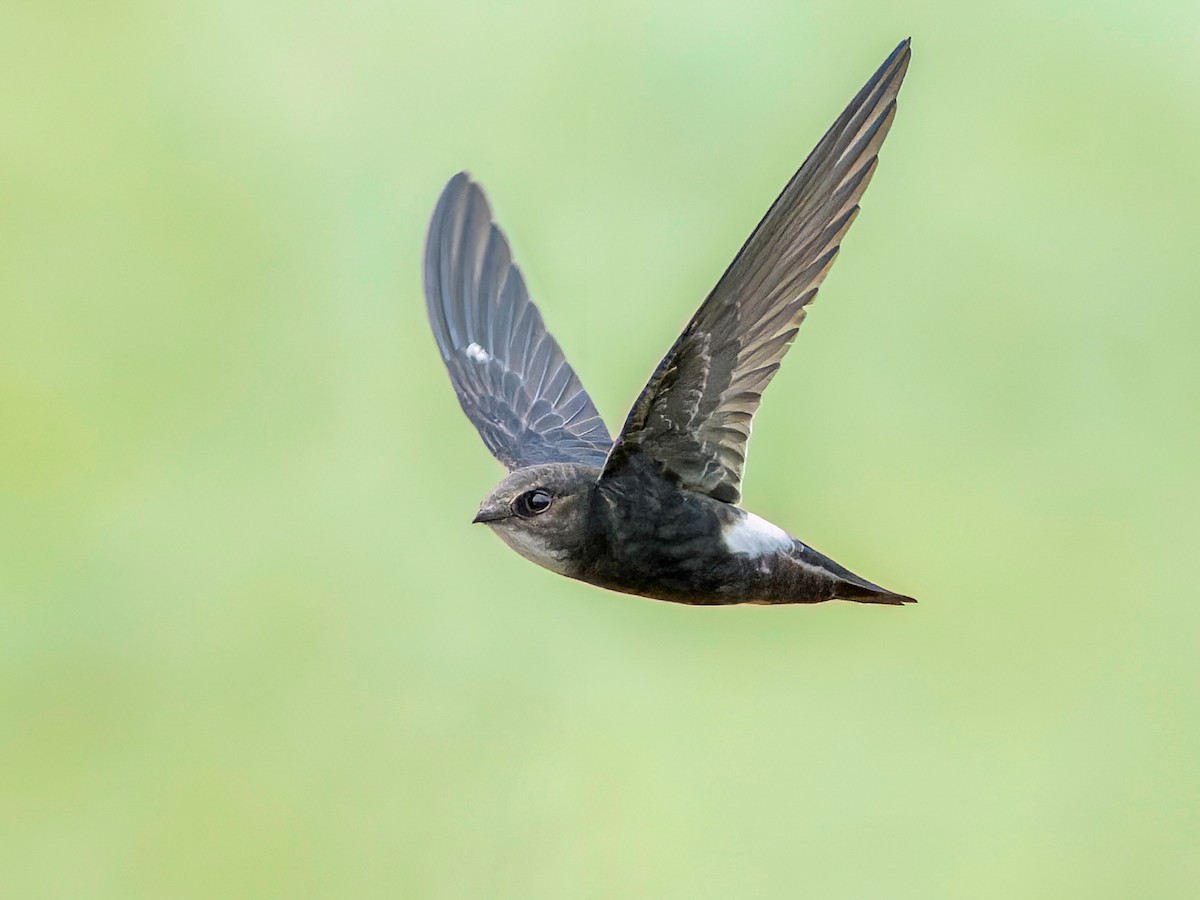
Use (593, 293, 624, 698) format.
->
(836, 581, 917, 606)
(791, 539, 916, 606)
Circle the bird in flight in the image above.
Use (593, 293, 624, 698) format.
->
(424, 39, 916, 606)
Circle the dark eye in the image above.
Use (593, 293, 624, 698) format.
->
(514, 489, 553, 518)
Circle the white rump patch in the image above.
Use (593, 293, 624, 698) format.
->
(722, 511, 792, 557)
(465, 342, 491, 363)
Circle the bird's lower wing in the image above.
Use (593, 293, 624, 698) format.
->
(424, 173, 612, 469)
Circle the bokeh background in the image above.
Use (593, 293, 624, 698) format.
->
(3, 0, 1199, 896)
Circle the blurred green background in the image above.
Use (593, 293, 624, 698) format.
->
(3, 0, 1199, 896)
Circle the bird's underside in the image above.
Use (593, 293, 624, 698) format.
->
(584, 455, 914, 606)
(423, 39, 917, 607)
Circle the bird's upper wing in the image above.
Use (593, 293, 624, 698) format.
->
(424, 173, 612, 470)
(600, 40, 911, 503)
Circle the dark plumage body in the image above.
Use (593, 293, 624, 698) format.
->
(425, 40, 917, 607)
(479, 456, 908, 605)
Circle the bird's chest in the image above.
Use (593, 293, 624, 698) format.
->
(585, 478, 743, 596)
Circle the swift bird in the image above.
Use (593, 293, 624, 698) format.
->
(424, 39, 916, 606)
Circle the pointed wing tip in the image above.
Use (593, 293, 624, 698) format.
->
(883, 38, 912, 82)
(865, 39, 911, 99)
(898, 43, 912, 70)
(433, 173, 497, 230)
(437, 171, 488, 211)
(435, 171, 470, 208)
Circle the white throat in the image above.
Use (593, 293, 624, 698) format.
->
(490, 524, 576, 576)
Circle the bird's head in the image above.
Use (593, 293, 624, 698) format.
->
(472, 463, 599, 576)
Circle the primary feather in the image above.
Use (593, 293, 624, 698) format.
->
(424, 173, 612, 469)
(603, 39, 911, 503)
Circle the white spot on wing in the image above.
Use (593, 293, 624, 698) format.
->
(465, 342, 491, 363)
(722, 511, 792, 557)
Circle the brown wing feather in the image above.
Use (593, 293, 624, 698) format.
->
(603, 40, 911, 502)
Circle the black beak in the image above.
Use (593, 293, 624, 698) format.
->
(472, 504, 509, 524)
